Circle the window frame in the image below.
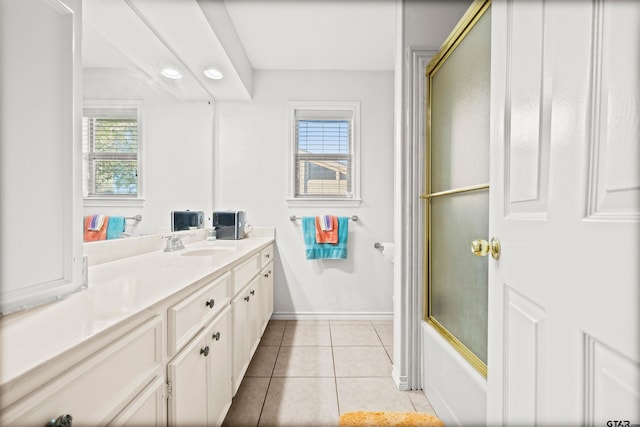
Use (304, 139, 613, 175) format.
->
(82, 100, 145, 207)
(287, 101, 361, 207)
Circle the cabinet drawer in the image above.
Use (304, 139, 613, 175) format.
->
(0, 316, 163, 426)
(168, 272, 231, 356)
(260, 245, 274, 268)
(233, 255, 260, 295)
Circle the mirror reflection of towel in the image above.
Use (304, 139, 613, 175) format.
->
(88, 214, 106, 231)
(107, 216, 126, 239)
(84, 215, 108, 241)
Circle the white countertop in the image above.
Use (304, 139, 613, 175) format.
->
(0, 235, 274, 385)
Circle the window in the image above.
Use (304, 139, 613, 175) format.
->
(288, 102, 360, 206)
(82, 103, 142, 203)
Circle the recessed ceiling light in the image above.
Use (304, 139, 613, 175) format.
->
(161, 67, 182, 80)
(203, 68, 223, 80)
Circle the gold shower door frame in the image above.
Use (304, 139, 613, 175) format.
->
(422, 0, 491, 378)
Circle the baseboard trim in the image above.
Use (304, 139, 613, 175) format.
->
(392, 365, 409, 391)
(271, 311, 393, 321)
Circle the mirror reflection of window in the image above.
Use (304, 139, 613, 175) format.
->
(82, 104, 141, 199)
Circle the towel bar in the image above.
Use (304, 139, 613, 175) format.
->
(125, 215, 142, 221)
(289, 215, 358, 222)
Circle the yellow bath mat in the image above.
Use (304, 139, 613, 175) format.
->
(338, 411, 445, 427)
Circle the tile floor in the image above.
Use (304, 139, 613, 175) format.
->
(222, 320, 438, 426)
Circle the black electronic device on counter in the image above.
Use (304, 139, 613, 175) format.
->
(171, 210, 204, 231)
(212, 210, 246, 240)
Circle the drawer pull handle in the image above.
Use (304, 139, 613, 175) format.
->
(200, 346, 210, 357)
(264, 273, 269, 278)
(46, 414, 73, 427)
(250, 290, 255, 296)
(244, 296, 250, 302)
(266, 254, 270, 258)
(205, 299, 215, 308)
(213, 332, 221, 341)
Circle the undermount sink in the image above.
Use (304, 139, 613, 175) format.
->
(180, 247, 234, 257)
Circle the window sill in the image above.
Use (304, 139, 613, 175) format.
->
(286, 198, 362, 208)
(83, 198, 146, 208)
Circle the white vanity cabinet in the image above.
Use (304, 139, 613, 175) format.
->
(0, 239, 275, 427)
(167, 306, 231, 427)
(0, 315, 164, 427)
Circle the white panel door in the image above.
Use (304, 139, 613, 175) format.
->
(487, 0, 640, 425)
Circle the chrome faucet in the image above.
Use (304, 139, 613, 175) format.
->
(163, 234, 188, 252)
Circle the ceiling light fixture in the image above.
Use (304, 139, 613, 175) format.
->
(161, 67, 182, 80)
(203, 68, 223, 80)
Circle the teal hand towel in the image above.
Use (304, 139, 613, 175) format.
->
(107, 216, 126, 240)
(302, 216, 348, 260)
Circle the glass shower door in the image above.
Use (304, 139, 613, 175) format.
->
(423, 2, 491, 376)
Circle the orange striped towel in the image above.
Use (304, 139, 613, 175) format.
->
(84, 215, 109, 241)
(315, 215, 338, 244)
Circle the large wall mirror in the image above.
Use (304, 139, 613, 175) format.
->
(81, 0, 224, 241)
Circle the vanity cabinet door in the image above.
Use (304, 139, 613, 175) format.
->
(108, 376, 166, 427)
(260, 263, 274, 334)
(207, 307, 232, 426)
(231, 277, 261, 395)
(246, 276, 261, 359)
(0, 316, 163, 426)
(231, 288, 249, 395)
(167, 329, 209, 426)
(168, 306, 232, 427)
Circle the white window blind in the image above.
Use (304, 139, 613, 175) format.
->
(294, 109, 353, 198)
(82, 107, 139, 198)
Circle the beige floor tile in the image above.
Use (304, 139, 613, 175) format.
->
(373, 323, 393, 347)
(273, 346, 335, 377)
(260, 321, 286, 346)
(222, 377, 270, 427)
(287, 319, 329, 325)
(259, 377, 339, 426)
(281, 324, 332, 346)
(371, 319, 393, 325)
(407, 390, 437, 414)
(336, 377, 416, 414)
(330, 319, 372, 325)
(333, 346, 392, 377)
(246, 345, 279, 377)
(330, 324, 382, 346)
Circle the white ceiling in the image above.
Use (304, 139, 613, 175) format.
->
(82, 0, 397, 101)
(223, 0, 396, 71)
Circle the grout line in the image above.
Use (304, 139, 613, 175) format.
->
(255, 320, 286, 426)
(329, 321, 341, 417)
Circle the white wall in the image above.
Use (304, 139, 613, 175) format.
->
(215, 70, 395, 317)
(83, 69, 214, 236)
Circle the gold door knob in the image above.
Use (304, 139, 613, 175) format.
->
(471, 237, 500, 260)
